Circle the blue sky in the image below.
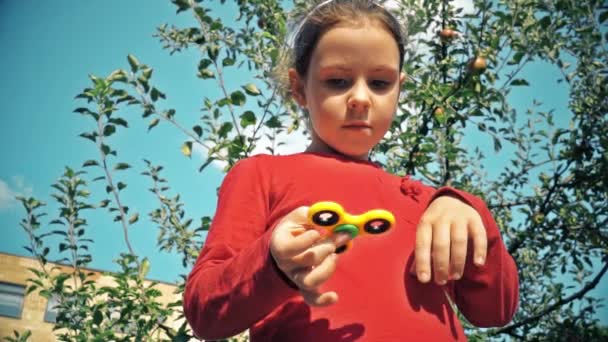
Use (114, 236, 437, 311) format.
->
(0, 0, 230, 281)
(1, 0, 606, 325)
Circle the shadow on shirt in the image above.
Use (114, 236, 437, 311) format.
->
(404, 253, 460, 340)
(251, 301, 365, 341)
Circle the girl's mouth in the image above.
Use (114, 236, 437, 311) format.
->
(342, 121, 372, 129)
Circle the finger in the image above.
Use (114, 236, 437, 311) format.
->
(319, 232, 351, 254)
(469, 215, 487, 266)
(272, 228, 321, 260)
(328, 231, 352, 246)
(450, 220, 468, 280)
(415, 219, 433, 283)
(432, 220, 451, 285)
(283, 206, 311, 223)
(290, 232, 350, 269)
(301, 289, 339, 307)
(291, 242, 338, 268)
(297, 253, 339, 290)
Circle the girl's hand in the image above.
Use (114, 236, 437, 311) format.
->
(270, 206, 350, 307)
(415, 195, 487, 285)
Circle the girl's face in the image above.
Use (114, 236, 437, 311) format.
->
(290, 20, 405, 160)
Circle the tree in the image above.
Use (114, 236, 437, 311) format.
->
(5, 0, 607, 340)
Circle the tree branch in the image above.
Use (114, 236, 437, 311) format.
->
(96, 105, 137, 263)
(491, 258, 608, 336)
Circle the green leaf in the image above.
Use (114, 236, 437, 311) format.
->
(217, 97, 231, 107)
(193, 125, 203, 137)
(194, 7, 209, 22)
(600, 10, 608, 24)
(181, 141, 193, 158)
(93, 308, 103, 325)
(148, 118, 160, 131)
(207, 45, 219, 61)
(80, 132, 97, 143)
(265, 116, 282, 129)
(103, 124, 116, 137)
(82, 160, 99, 167)
(210, 21, 223, 31)
(129, 213, 139, 224)
(493, 136, 502, 152)
(74, 107, 93, 115)
(230, 91, 246, 106)
(242, 83, 261, 96)
(117, 182, 127, 190)
(142, 67, 153, 80)
(101, 144, 111, 156)
(269, 48, 279, 64)
(150, 87, 165, 102)
(99, 200, 110, 208)
(198, 58, 212, 70)
(138, 75, 150, 93)
(107, 69, 128, 83)
(171, 0, 190, 13)
(240, 111, 257, 128)
(109, 118, 128, 127)
(197, 69, 215, 79)
(199, 157, 216, 172)
(218, 122, 233, 138)
(114, 163, 131, 171)
(510, 79, 530, 86)
(508, 51, 525, 65)
(139, 257, 150, 280)
(538, 16, 551, 29)
(165, 109, 176, 119)
(222, 57, 236, 67)
(127, 54, 140, 72)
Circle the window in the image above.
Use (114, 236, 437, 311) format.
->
(0, 282, 25, 319)
(44, 294, 60, 323)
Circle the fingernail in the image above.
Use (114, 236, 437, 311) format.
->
(334, 233, 351, 245)
(475, 257, 485, 266)
(451, 272, 461, 280)
(437, 279, 447, 286)
(418, 272, 430, 282)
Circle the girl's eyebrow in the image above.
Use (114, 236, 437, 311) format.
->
(318, 64, 351, 71)
(318, 64, 398, 74)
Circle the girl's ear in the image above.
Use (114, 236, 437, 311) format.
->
(288, 68, 307, 108)
(399, 72, 407, 86)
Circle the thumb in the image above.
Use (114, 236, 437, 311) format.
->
(302, 289, 339, 307)
(277, 206, 310, 228)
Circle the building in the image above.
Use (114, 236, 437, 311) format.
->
(0, 252, 182, 341)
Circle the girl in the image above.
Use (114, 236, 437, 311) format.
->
(184, 0, 519, 340)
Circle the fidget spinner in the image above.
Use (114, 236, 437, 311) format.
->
(307, 201, 395, 253)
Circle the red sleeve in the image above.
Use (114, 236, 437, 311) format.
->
(183, 157, 298, 340)
(432, 187, 519, 327)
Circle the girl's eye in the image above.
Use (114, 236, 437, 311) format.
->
(370, 80, 391, 89)
(326, 79, 350, 88)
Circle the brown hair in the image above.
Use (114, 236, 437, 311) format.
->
(292, 0, 406, 77)
(273, 0, 407, 98)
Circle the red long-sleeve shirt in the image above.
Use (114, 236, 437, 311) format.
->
(184, 152, 519, 341)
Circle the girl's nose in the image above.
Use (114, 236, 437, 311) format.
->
(347, 81, 371, 112)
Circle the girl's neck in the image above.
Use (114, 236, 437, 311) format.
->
(305, 137, 370, 161)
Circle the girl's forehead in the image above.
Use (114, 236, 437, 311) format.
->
(310, 22, 400, 68)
